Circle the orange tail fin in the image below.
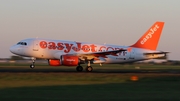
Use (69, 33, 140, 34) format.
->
(130, 21, 164, 50)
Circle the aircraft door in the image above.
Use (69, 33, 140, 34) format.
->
(33, 39, 39, 51)
(129, 49, 135, 59)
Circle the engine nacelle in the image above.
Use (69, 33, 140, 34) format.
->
(48, 55, 79, 66)
(48, 59, 61, 66)
(61, 55, 79, 66)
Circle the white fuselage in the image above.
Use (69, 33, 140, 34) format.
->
(10, 38, 162, 64)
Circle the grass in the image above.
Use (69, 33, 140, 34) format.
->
(0, 64, 180, 101)
(1, 82, 180, 101)
(0, 73, 180, 101)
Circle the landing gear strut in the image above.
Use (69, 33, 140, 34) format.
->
(86, 61, 93, 72)
(30, 57, 36, 69)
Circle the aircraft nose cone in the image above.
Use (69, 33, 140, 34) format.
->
(9, 46, 16, 54)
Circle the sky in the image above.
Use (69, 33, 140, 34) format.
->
(0, 0, 180, 60)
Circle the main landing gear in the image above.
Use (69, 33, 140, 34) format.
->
(76, 61, 93, 72)
(30, 57, 36, 69)
(29, 58, 93, 72)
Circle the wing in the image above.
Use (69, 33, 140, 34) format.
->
(75, 48, 127, 60)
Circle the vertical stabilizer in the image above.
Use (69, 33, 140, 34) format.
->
(130, 22, 164, 50)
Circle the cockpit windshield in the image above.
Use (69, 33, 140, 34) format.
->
(17, 42, 27, 45)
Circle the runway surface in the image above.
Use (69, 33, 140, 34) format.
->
(0, 66, 180, 74)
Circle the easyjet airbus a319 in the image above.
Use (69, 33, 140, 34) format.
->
(10, 21, 168, 72)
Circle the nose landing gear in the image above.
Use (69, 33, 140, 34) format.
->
(30, 57, 36, 69)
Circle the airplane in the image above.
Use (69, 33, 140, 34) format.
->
(9, 21, 168, 72)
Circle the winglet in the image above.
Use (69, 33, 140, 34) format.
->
(130, 22, 164, 50)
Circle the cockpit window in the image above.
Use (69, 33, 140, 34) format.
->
(17, 42, 27, 45)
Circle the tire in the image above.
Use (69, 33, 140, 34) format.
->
(86, 66, 93, 72)
(76, 66, 83, 72)
(30, 64, 35, 69)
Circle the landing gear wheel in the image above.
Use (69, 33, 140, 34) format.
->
(30, 64, 35, 69)
(76, 66, 83, 72)
(86, 66, 93, 72)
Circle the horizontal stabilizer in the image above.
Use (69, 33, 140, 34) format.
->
(143, 52, 169, 59)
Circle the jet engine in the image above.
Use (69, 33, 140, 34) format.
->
(48, 55, 79, 66)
